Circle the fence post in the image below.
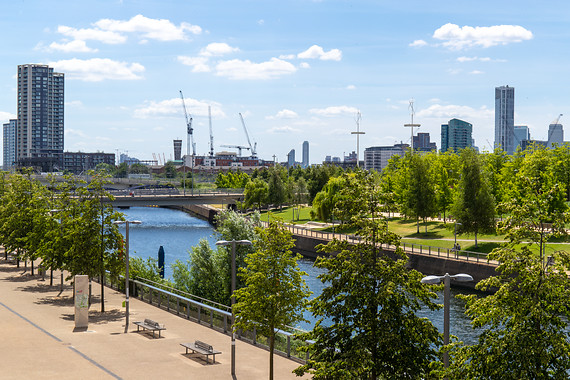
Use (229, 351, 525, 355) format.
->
(287, 335, 291, 358)
(253, 328, 257, 345)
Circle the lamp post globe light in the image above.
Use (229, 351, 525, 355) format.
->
(215, 239, 253, 378)
(114, 220, 142, 333)
(421, 273, 473, 371)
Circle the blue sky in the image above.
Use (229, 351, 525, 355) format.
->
(0, 0, 568, 165)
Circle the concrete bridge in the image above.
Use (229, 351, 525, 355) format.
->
(107, 190, 243, 208)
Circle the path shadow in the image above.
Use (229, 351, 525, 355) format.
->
(0, 265, 26, 273)
(5, 273, 39, 283)
(36, 295, 74, 307)
(62, 308, 126, 324)
(181, 353, 221, 366)
(18, 283, 58, 294)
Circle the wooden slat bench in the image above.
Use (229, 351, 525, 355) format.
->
(133, 318, 166, 338)
(180, 340, 222, 364)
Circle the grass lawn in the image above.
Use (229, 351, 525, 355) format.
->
(255, 206, 570, 255)
(259, 206, 314, 224)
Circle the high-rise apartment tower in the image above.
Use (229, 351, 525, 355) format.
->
(302, 141, 309, 168)
(17, 64, 64, 171)
(3, 119, 17, 170)
(173, 139, 182, 161)
(495, 85, 515, 154)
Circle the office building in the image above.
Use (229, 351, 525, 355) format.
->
(3, 119, 17, 170)
(364, 143, 409, 172)
(441, 118, 473, 152)
(17, 64, 64, 171)
(173, 139, 182, 161)
(413, 132, 437, 152)
(287, 149, 295, 168)
(495, 85, 515, 154)
(513, 125, 530, 150)
(547, 122, 564, 148)
(302, 141, 309, 168)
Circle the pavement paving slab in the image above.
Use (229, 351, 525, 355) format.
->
(0, 259, 309, 380)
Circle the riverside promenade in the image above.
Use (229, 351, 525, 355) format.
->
(0, 257, 308, 379)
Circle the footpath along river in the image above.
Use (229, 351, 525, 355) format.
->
(116, 207, 480, 345)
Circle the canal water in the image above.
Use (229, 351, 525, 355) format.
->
(116, 207, 480, 344)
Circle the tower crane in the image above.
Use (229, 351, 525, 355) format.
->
(208, 106, 214, 157)
(220, 145, 250, 157)
(239, 113, 257, 156)
(179, 91, 196, 156)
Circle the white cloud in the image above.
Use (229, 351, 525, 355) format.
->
(258, 19, 265, 26)
(49, 58, 145, 81)
(178, 56, 211, 72)
(346, 84, 356, 90)
(409, 39, 428, 47)
(267, 125, 301, 133)
(215, 58, 297, 80)
(94, 14, 201, 41)
(416, 104, 493, 120)
(457, 56, 501, 62)
(48, 39, 98, 53)
(0, 111, 16, 122)
(300, 62, 310, 69)
(309, 106, 359, 117)
(298, 45, 342, 61)
(433, 23, 533, 50)
(57, 25, 126, 44)
(134, 97, 224, 119)
(279, 54, 296, 60)
(266, 109, 298, 120)
(199, 42, 239, 57)
(470, 70, 484, 75)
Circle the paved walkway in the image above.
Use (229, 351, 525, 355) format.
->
(0, 257, 309, 379)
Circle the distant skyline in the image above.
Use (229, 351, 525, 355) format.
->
(0, 1, 568, 165)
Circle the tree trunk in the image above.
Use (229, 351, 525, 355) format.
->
(269, 332, 275, 380)
(416, 218, 419, 233)
(475, 231, 478, 248)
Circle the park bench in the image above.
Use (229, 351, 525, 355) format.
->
(133, 318, 166, 338)
(180, 340, 222, 364)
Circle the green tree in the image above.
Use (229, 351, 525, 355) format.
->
(448, 163, 570, 379)
(233, 219, 311, 380)
(295, 170, 441, 379)
(402, 152, 437, 233)
(163, 161, 178, 179)
(244, 178, 268, 210)
(267, 166, 287, 210)
(452, 148, 496, 247)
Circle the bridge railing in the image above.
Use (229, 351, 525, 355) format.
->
(260, 220, 491, 264)
(108, 187, 244, 197)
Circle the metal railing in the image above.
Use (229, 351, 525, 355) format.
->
(260, 220, 492, 265)
(104, 277, 312, 362)
(108, 188, 244, 197)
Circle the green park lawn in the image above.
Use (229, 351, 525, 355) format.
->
(256, 206, 570, 255)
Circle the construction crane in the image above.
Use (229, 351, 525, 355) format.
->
(179, 90, 196, 156)
(239, 113, 257, 156)
(208, 106, 214, 157)
(220, 144, 250, 157)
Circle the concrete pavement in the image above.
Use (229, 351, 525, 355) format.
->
(0, 257, 309, 380)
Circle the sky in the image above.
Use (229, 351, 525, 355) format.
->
(1, 0, 569, 165)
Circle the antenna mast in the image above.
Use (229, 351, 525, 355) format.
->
(350, 111, 365, 167)
(404, 99, 420, 153)
(208, 106, 214, 157)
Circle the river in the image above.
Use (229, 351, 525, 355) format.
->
(116, 207, 480, 344)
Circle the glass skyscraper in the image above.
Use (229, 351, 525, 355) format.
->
(441, 118, 473, 152)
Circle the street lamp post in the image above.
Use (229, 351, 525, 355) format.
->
(114, 220, 142, 333)
(215, 239, 253, 378)
(421, 273, 473, 371)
